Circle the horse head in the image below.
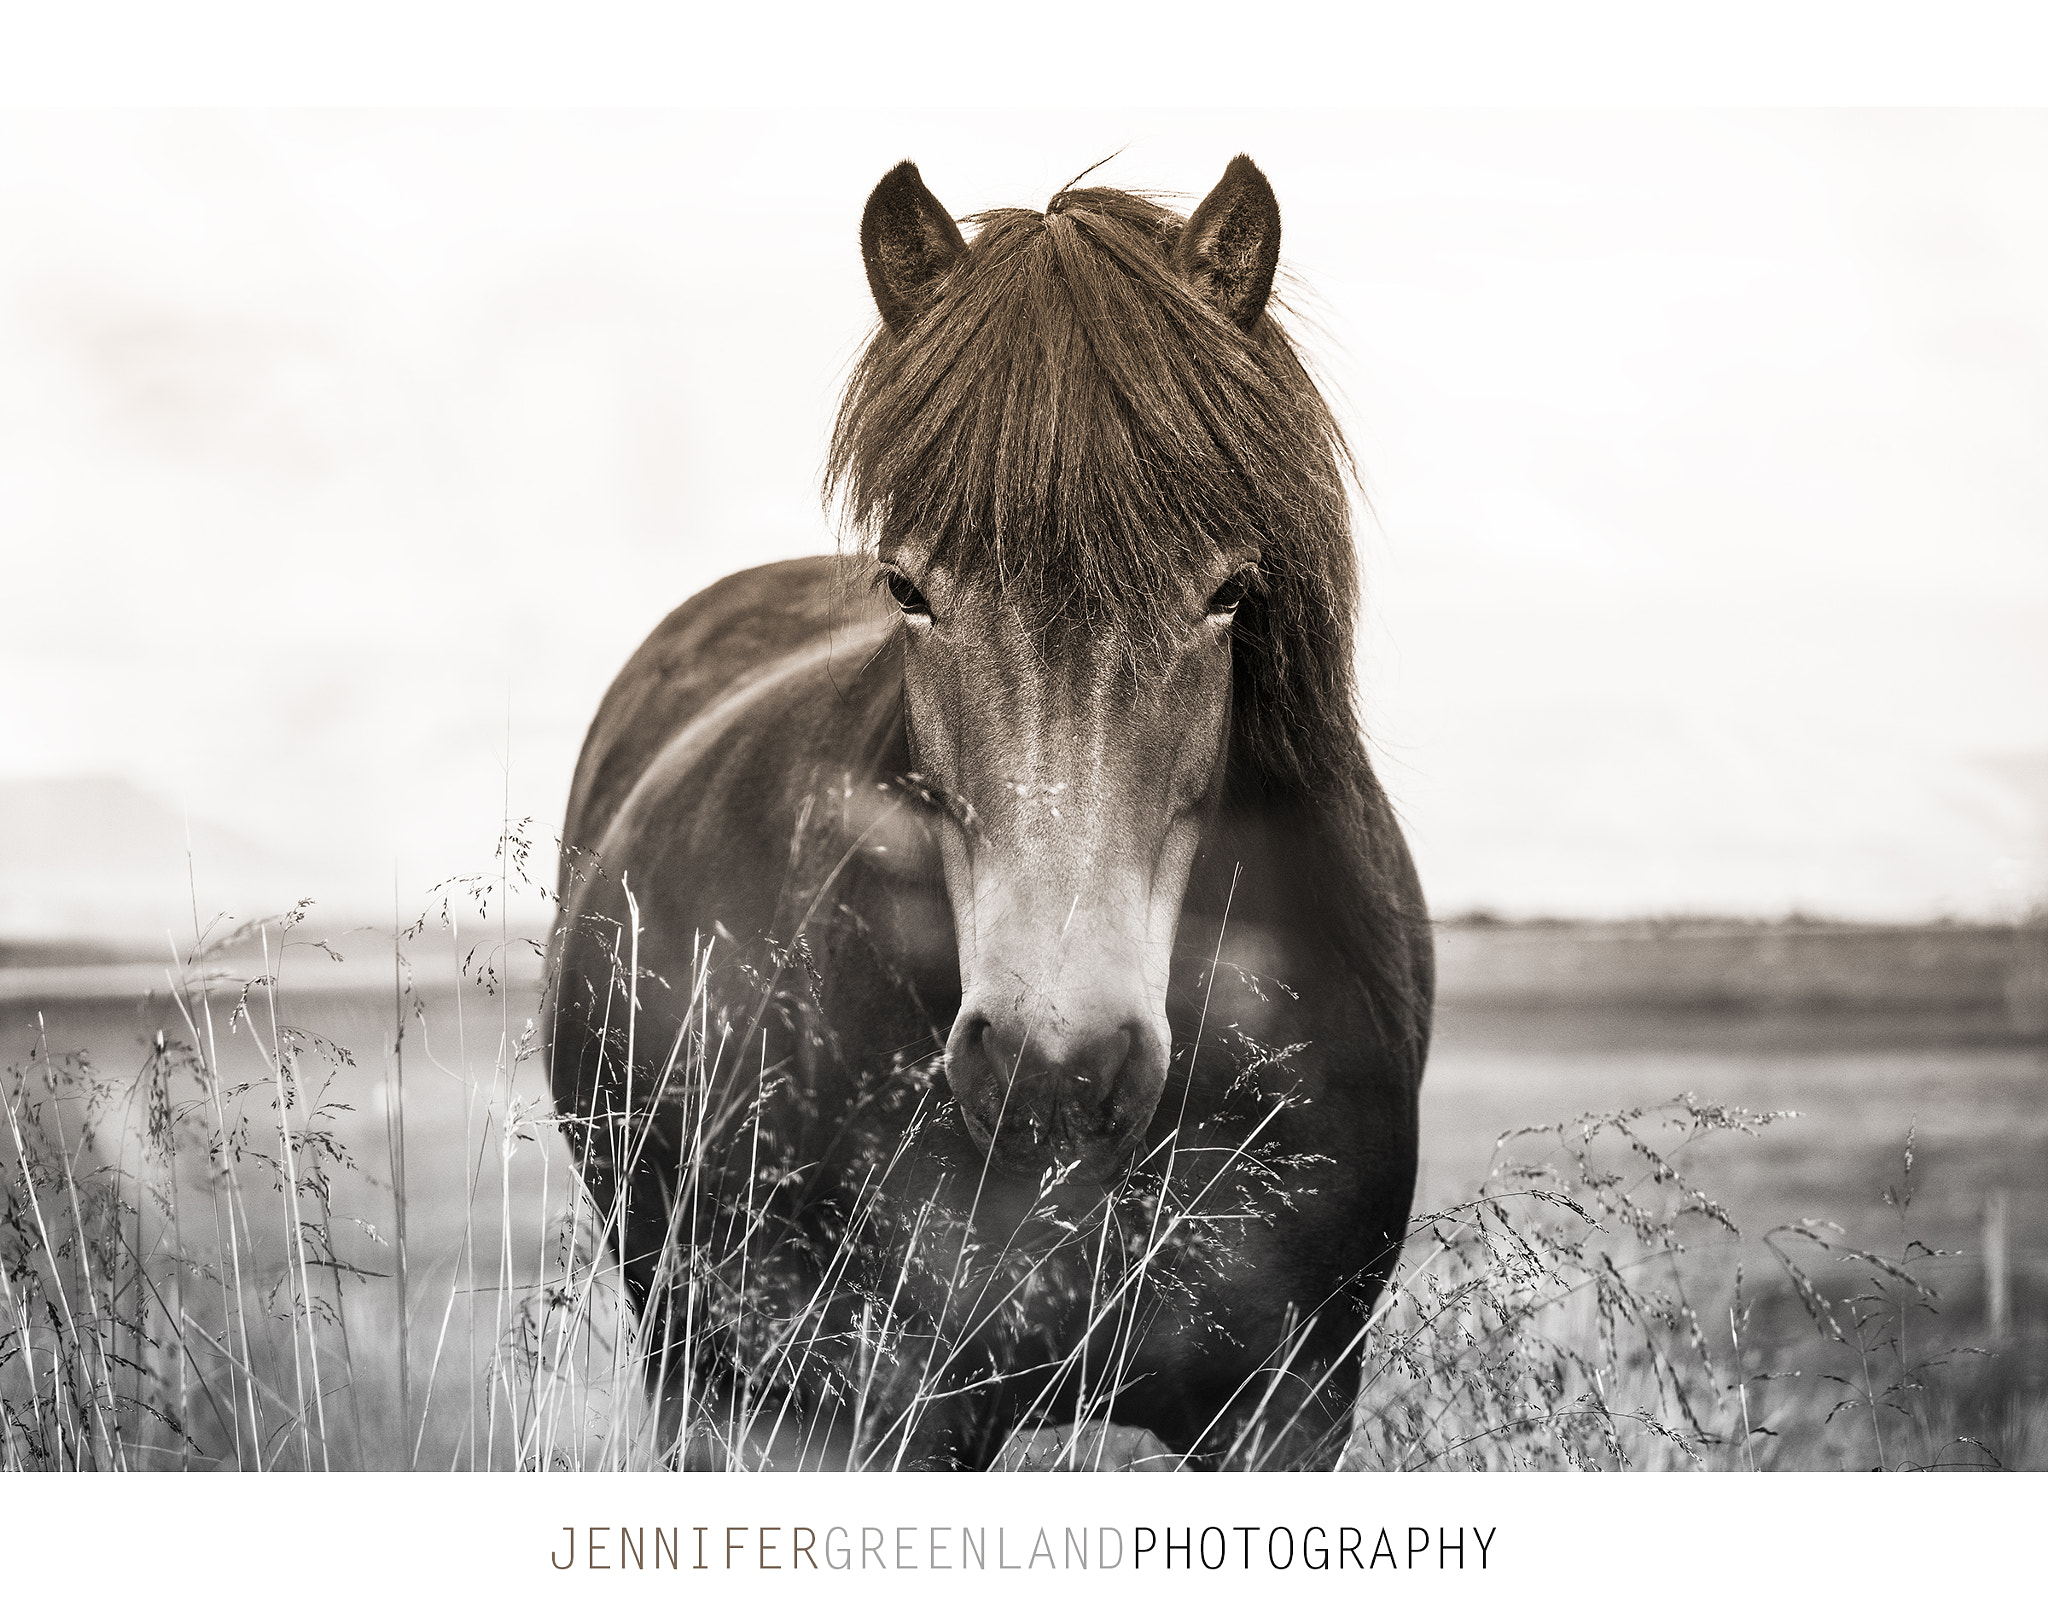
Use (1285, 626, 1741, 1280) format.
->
(844, 156, 1291, 1181)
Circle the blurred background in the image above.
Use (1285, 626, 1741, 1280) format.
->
(3, 109, 2045, 937)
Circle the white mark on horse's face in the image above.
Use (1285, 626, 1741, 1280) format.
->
(890, 549, 1244, 1174)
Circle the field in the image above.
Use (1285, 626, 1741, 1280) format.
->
(2, 914, 2042, 1470)
(1424, 921, 2048, 1468)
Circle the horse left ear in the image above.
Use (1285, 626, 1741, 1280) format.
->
(861, 160, 968, 338)
(1174, 154, 1281, 332)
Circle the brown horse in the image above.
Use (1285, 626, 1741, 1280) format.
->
(544, 155, 1433, 1469)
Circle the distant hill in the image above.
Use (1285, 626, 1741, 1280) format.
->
(0, 775, 310, 939)
(1432, 915, 2048, 1035)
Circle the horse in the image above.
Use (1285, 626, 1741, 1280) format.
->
(543, 154, 1433, 1470)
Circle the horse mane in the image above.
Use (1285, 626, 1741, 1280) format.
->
(824, 182, 1428, 1058)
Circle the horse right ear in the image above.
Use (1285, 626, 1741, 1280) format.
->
(861, 160, 967, 338)
(1173, 154, 1281, 332)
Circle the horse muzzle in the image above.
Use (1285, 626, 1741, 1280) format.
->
(943, 1001, 1171, 1181)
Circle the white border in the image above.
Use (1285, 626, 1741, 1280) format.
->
(3, 1471, 2040, 1615)
(2, 1, 2045, 108)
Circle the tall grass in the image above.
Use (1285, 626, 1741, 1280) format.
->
(1, 832, 2038, 1470)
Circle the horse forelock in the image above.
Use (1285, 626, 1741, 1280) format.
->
(824, 180, 1427, 1047)
(832, 190, 1349, 685)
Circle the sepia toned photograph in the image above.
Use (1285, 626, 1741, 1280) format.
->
(2, 109, 2042, 1476)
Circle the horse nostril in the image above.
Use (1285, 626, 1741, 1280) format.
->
(973, 1018, 1025, 1088)
(946, 1003, 1169, 1169)
(1080, 1026, 1133, 1098)
(975, 1019, 1134, 1096)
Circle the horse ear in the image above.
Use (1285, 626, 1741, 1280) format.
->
(1173, 154, 1281, 331)
(861, 160, 967, 338)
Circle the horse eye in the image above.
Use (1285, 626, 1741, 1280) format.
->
(1206, 573, 1249, 617)
(885, 571, 933, 618)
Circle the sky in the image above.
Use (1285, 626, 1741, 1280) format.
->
(2, 109, 2045, 934)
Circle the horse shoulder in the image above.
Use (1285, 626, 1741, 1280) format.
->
(1177, 790, 1429, 1086)
(567, 613, 905, 953)
(559, 555, 885, 870)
